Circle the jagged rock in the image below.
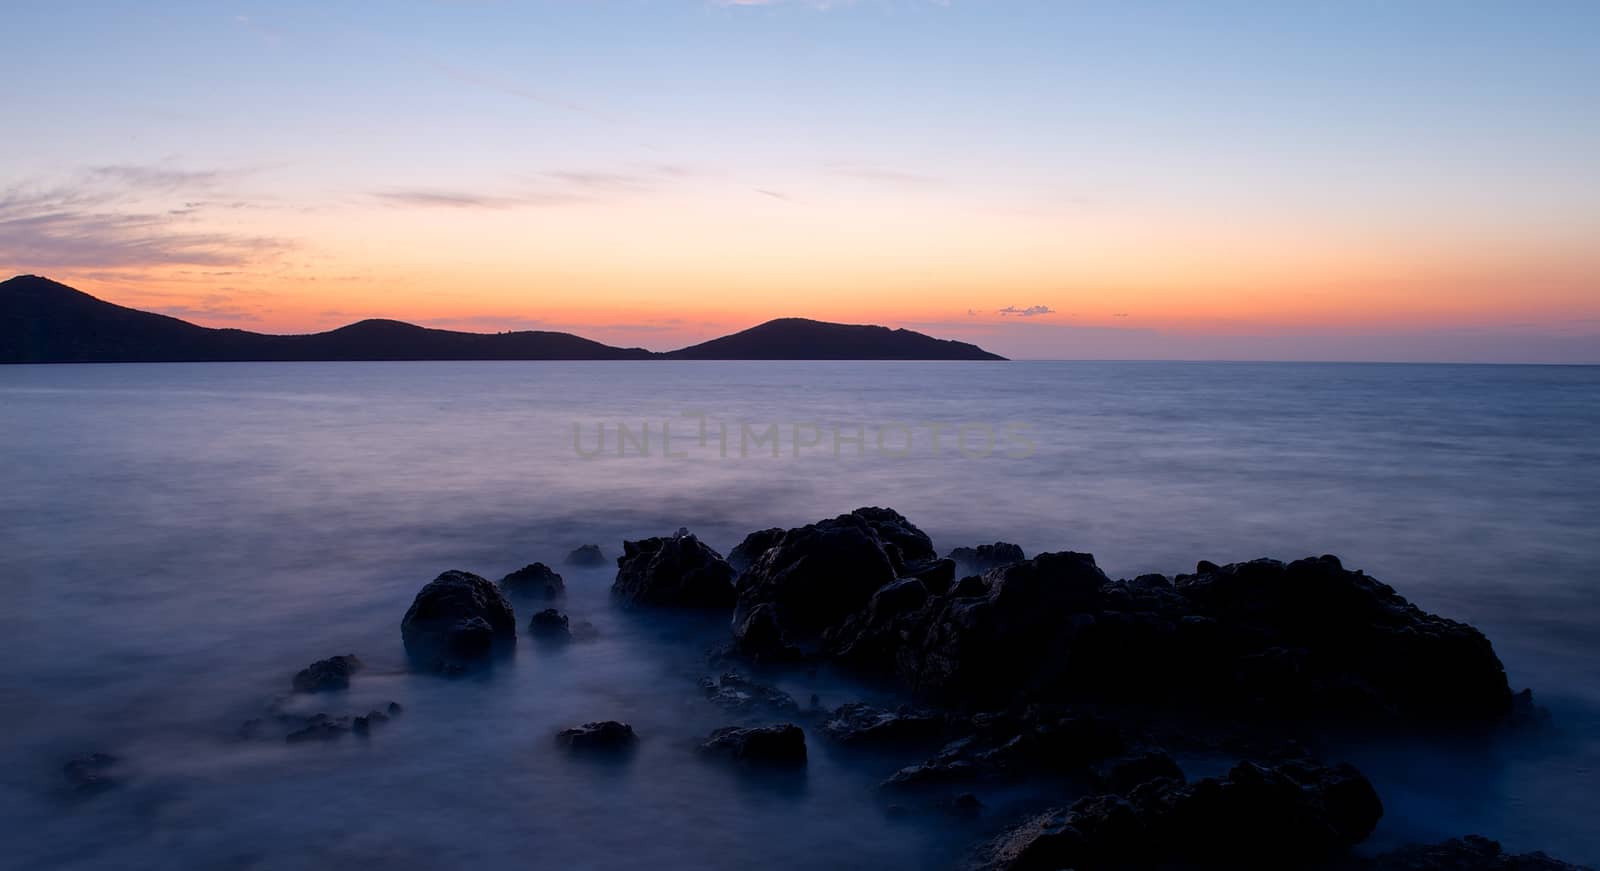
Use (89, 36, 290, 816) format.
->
(700, 724, 807, 767)
(729, 527, 785, 572)
(975, 759, 1382, 869)
(819, 703, 949, 748)
(62, 753, 121, 795)
(292, 654, 363, 693)
(948, 542, 1026, 575)
(731, 511, 902, 654)
(401, 570, 517, 672)
(700, 672, 799, 716)
(1357, 836, 1593, 870)
(565, 544, 607, 567)
(882, 708, 1135, 791)
(529, 608, 572, 640)
(557, 721, 637, 752)
(839, 551, 1512, 721)
(500, 563, 565, 600)
(850, 506, 937, 569)
(612, 531, 736, 608)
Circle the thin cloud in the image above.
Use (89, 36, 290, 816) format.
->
(826, 161, 944, 188)
(0, 186, 289, 271)
(373, 190, 545, 209)
(998, 305, 1055, 317)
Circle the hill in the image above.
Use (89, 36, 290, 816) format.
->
(0, 276, 1006, 363)
(665, 317, 1005, 361)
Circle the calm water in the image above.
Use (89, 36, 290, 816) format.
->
(0, 361, 1597, 869)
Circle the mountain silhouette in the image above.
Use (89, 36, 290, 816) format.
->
(665, 317, 1004, 360)
(0, 276, 1006, 363)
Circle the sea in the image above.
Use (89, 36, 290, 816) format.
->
(0, 360, 1596, 869)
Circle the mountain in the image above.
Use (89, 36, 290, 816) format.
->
(0, 275, 1006, 363)
(666, 317, 1006, 361)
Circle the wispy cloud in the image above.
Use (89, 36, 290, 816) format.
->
(998, 305, 1055, 317)
(826, 162, 944, 188)
(374, 165, 701, 210)
(0, 185, 288, 271)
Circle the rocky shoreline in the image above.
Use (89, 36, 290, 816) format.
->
(70, 506, 1589, 869)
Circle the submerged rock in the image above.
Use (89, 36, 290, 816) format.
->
(948, 542, 1026, 575)
(565, 544, 607, 567)
(528, 608, 572, 640)
(699, 724, 807, 767)
(62, 753, 121, 795)
(613, 531, 737, 608)
(400, 570, 517, 673)
(700, 672, 799, 717)
(500, 563, 565, 600)
(819, 703, 950, 748)
(882, 708, 1139, 791)
(1357, 836, 1593, 870)
(292, 654, 363, 693)
(557, 721, 637, 752)
(976, 758, 1382, 870)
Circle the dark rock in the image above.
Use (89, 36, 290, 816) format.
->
(883, 708, 1135, 791)
(351, 708, 392, 735)
(565, 544, 607, 567)
(857, 551, 1513, 722)
(976, 758, 1382, 869)
(292, 654, 363, 693)
(731, 512, 900, 655)
(901, 559, 957, 596)
(62, 753, 121, 795)
(387, 701, 404, 716)
(571, 619, 600, 641)
(1357, 836, 1593, 870)
(700, 672, 799, 716)
(528, 608, 572, 640)
(850, 506, 937, 569)
(500, 563, 565, 600)
(700, 724, 807, 767)
(613, 531, 736, 609)
(730, 602, 805, 663)
(401, 570, 517, 672)
(557, 720, 638, 752)
(820, 703, 949, 748)
(1090, 749, 1185, 793)
(729, 527, 785, 573)
(948, 542, 1026, 575)
(285, 713, 351, 743)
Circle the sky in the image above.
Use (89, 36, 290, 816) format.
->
(2, 0, 1597, 361)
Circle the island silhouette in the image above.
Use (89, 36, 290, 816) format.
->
(0, 276, 1006, 363)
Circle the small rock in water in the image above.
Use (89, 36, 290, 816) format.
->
(291, 654, 363, 693)
(565, 544, 607, 567)
(699, 724, 807, 767)
(285, 714, 350, 743)
(529, 608, 573, 640)
(500, 563, 565, 600)
(557, 721, 637, 752)
(62, 753, 121, 795)
(400, 570, 517, 674)
(699, 672, 799, 716)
